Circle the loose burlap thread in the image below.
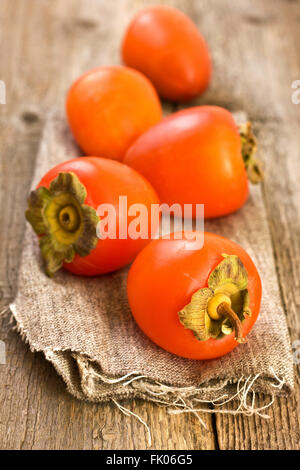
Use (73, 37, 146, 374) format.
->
(8, 111, 294, 425)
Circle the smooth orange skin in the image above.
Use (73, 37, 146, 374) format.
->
(124, 106, 249, 219)
(127, 232, 262, 360)
(66, 66, 162, 161)
(38, 157, 160, 276)
(122, 6, 212, 102)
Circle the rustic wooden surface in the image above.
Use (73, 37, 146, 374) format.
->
(0, 0, 299, 450)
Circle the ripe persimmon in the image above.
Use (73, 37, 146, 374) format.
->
(122, 5, 212, 102)
(26, 157, 160, 276)
(127, 232, 262, 359)
(124, 106, 262, 219)
(66, 66, 162, 161)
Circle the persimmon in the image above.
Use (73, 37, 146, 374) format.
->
(122, 5, 212, 102)
(25, 157, 160, 276)
(127, 232, 262, 360)
(66, 66, 162, 161)
(124, 106, 263, 219)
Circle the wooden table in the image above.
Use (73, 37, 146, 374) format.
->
(0, 0, 299, 450)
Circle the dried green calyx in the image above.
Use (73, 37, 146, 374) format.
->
(238, 122, 264, 184)
(26, 172, 99, 276)
(178, 254, 251, 343)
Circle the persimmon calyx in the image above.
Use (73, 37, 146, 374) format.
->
(25, 172, 99, 276)
(238, 122, 264, 184)
(178, 254, 251, 343)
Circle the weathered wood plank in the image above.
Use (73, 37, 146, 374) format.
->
(215, 120, 299, 450)
(0, 0, 215, 451)
(186, 0, 300, 449)
(0, 0, 299, 450)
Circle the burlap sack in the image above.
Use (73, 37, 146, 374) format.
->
(9, 110, 294, 417)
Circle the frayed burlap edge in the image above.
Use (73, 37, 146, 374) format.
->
(4, 301, 289, 446)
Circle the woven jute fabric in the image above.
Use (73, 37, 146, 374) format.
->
(10, 111, 294, 409)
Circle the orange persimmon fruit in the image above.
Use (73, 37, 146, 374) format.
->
(127, 232, 262, 359)
(124, 106, 262, 219)
(122, 5, 212, 102)
(25, 157, 160, 276)
(66, 66, 162, 161)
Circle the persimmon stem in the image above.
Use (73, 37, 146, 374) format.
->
(217, 302, 246, 343)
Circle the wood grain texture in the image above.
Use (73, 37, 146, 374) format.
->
(0, 0, 299, 450)
(0, 0, 215, 451)
(199, 0, 300, 450)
